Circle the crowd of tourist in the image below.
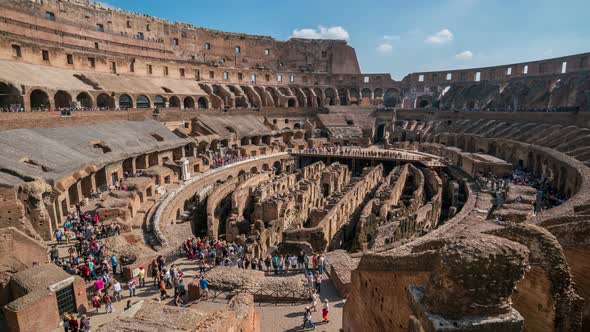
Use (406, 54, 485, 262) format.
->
(477, 168, 566, 213)
(458, 106, 580, 113)
(209, 151, 249, 168)
(299, 146, 411, 160)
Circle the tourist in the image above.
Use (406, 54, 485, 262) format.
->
(55, 228, 64, 245)
(151, 260, 159, 285)
(113, 279, 122, 301)
(50, 245, 59, 262)
(138, 265, 146, 287)
(289, 254, 297, 271)
(301, 306, 316, 330)
(110, 254, 118, 275)
(177, 278, 186, 300)
(314, 271, 321, 293)
(307, 272, 314, 289)
(272, 254, 279, 274)
(278, 255, 285, 274)
(297, 251, 305, 272)
(199, 275, 209, 300)
(264, 256, 272, 272)
(128, 277, 137, 297)
(103, 292, 113, 313)
(69, 314, 79, 332)
(80, 315, 90, 332)
(92, 293, 101, 313)
(199, 259, 207, 274)
(310, 291, 319, 312)
(322, 299, 330, 323)
(94, 277, 104, 296)
(63, 314, 70, 332)
(159, 276, 167, 300)
(318, 254, 325, 274)
(125, 300, 132, 311)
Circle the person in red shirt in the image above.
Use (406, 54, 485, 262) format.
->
(80, 264, 91, 283)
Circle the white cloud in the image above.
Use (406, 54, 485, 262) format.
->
(426, 29, 454, 44)
(376, 43, 393, 54)
(290, 26, 350, 40)
(455, 50, 474, 60)
(383, 34, 400, 41)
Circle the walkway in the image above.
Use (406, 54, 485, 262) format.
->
(292, 147, 444, 167)
(51, 255, 343, 331)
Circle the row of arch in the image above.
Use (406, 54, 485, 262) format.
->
(0, 82, 210, 111)
(1, 81, 401, 111)
(201, 83, 402, 109)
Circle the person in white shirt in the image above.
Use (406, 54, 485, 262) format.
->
(113, 280, 122, 302)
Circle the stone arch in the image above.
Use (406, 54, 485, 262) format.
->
(0, 82, 23, 109)
(419, 99, 430, 108)
(287, 99, 296, 107)
(197, 97, 208, 109)
(154, 95, 166, 108)
(136, 95, 151, 108)
(250, 166, 258, 174)
(361, 88, 372, 98)
(119, 94, 133, 108)
(76, 92, 93, 108)
(262, 163, 270, 171)
(294, 123, 301, 129)
(266, 87, 280, 105)
(197, 141, 209, 153)
(273, 161, 282, 175)
(54, 90, 73, 108)
(30, 89, 50, 110)
(325, 88, 337, 106)
(338, 88, 349, 105)
(314, 88, 325, 107)
(384, 89, 399, 107)
(374, 88, 383, 99)
(169, 96, 181, 108)
(302, 87, 314, 107)
(349, 88, 360, 105)
(96, 93, 115, 108)
(184, 96, 195, 109)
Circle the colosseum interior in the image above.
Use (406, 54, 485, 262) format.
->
(0, 0, 589, 331)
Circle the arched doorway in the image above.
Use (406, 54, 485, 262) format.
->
(338, 88, 348, 105)
(0, 82, 23, 110)
(361, 88, 372, 99)
(97, 93, 115, 109)
(197, 97, 208, 109)
(375, 124, 386, 143)
(119, 94, 133, 108)
(287, 99, 296, 107)
(374, 88, 383, 99)
(325, 88, 336, 106)
(273, 161, 282, 175)
(136, 95, 150, 108)
(184, 96, 195, 109)
(76, 92, 92, 108)
(154, 95, 166, 108)
(418, 99, 430, 108)
(169, 96, 181, 108)
(384, 89, 399, 107)
(349, 88, 360, 105)
(54, 90, 72, 108)
(30, 89, 50, 111)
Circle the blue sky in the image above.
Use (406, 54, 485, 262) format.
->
(101, 0, 589, 79)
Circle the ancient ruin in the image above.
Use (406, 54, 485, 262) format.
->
(0, 0, 588, 331)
